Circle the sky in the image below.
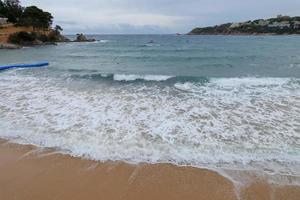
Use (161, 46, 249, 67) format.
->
(22, 0, 300, 34)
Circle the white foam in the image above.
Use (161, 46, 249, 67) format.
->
(99, 40, 111, 43)
(210, 77, 291, 87)
(92, 40, 111, 44)
(113, 74, 173, 81)
(175, 77, 298, 93)
(174, 82, 202, 92)
(99, 73, 110, 78)
(145, 43, 161, 47)
(0, 73, 300, 185)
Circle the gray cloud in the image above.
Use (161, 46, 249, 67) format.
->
(22, 0, 300, 34)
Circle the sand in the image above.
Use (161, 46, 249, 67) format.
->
(0, 139, 299, 200)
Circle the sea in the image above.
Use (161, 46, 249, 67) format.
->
(0, 35, 300, 183)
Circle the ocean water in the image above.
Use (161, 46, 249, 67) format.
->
(0, 35, 300, 181)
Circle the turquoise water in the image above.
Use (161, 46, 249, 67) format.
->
(1, 35, 300, 77)
(0, 35, 300, 181)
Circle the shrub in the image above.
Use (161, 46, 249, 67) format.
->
(8, 31, 36, 44)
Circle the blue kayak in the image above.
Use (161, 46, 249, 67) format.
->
(0, 62, 49, 71)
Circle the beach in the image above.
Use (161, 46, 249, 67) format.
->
(1, 0, 300, 199)
(1, 35, 300, 200)
(0, 139, 299, 200)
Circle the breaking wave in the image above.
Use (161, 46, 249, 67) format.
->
(0, 70, 300, 183)
(69, 72, 210, 83)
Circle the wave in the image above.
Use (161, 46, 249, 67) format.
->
(69, 72, 210, 84)
(65, 55, 100, 59)
(0, 72, 300, 183)
(71, 73, 173, 82)
(144, 43, 161, 47)
(97, 40, 111, 43)
(113, 74, 173, 81)
(67, 69, 300, 88)
(174, 77, 300, 93)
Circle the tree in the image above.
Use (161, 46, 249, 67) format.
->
(0, 1, 5, 17)
(47, 24, 66, 42)
(1, 1, 56, 31)
(20, 6, 53, 29)
(0, 0, 23, 23)
(54, 25, 63, 33)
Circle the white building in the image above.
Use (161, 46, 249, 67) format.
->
(293, 21, 300, 29)
(268, 21, 290, 29)
(257, 20, 269, 26)
(229, 23, 241, 28)
(0, 17, 8, 25)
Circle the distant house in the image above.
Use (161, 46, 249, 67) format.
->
(229, 23, 241, 28)
(277, 15, 290, 20)
(0, 17, 8, 25)
(293, 21, 300, 29)
(230, 21, 253, 29)
(257, 20, 269, 26)
(268, 21, 291, 29)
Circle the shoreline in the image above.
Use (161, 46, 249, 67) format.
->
(187, 32, 300, 36)
(0, 139, 299, 200)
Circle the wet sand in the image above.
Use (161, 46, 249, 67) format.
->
(0, 139, 299, 200)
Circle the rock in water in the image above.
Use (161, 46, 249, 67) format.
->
(76, 33, 87, 41)
(74, 33, 96, 42)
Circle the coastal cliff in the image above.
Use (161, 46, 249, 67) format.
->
(189, 15, 300, 35)
(1, 1, 95, 48)
(0, 1, 71, 48)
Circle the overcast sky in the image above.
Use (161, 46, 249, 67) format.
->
(22, 0, 300, 34)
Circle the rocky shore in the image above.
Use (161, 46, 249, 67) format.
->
(0, 28, 96, 49)
(0, 43, 21, 49)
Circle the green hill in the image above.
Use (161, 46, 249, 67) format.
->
(189, 15, 300, 35)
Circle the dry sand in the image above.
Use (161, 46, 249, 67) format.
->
(0, 139, 299, 200)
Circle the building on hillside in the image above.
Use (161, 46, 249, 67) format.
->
(0, 17, 8, 25)
(293, 21, 300, 29)
(229, 23, 241, 28)
(277, 15, 290, 20)
(257, 20, 269, 26)
(268, 21, 291, 29)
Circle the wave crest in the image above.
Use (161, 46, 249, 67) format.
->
(113, 74, 173, 81)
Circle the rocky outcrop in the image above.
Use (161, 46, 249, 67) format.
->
(0, 43, 21, 49)
(0, 24, 36, 43)
(48, 29, 71, 42)
(7, 31, 68, 46)
(1, 26, 96, 48)
(74, 33, 95, 42)
(56, 34, 70, 42)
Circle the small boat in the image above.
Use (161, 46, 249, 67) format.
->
(0, 61, 49, 71)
